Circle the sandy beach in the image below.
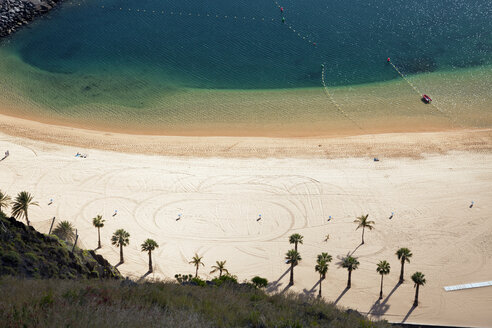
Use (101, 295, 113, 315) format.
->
(0, 116, 491, 327)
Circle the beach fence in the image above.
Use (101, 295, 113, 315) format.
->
(32, 217, 90, 251)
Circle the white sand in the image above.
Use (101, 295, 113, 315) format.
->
(1, 132, 491, 327)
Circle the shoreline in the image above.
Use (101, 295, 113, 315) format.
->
(0, 113, 491, 159)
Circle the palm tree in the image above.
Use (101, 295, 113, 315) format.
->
(411, 272, 426, 307)
(189, 253, 204, 278)
(11, 191, 38, 226)
(315, 259, 328, 298)
(289, 233, 304, 252)
(285, 249, 302, 286)
(376, 260, 391, 299)
(317, 253, 333, 279)
(210, 260, 229, 278)
(340, 255, 360, 288)
(141, 239, 159, 273)
(52, 220, 76, 243)
(0, 190, 11, 214)
(354, 214, 375, 244)
(396, 248, 413, 283)
(92, 215, 105, 249)
(111, 229, 130, 263)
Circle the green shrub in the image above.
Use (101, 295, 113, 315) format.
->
(1, 251, 21, 266)
(251, 276, 268, 289)
(174, 274, 193, 283)
(191, 277, 207, 287)
(24, 252, 39, 264)
(212, 273, 238, 286)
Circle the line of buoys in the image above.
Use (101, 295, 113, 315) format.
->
(321, 64, 365, 132)
(67, 1, 279, 24)
(387, 58, 454, 121)
(272, 0, 317, 47)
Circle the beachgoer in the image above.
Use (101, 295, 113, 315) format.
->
(470, 201, 474, 208)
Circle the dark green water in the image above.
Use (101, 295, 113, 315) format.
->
(6, 0, 492, 88)
(0, 0, 490, 134)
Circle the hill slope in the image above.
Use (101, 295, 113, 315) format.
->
(0, 213, 121, 279)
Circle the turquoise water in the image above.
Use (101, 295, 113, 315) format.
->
(5, 0, 491, 88)
(0, 0, 490, 134)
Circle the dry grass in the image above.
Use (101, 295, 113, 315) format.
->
(0, 277, 390, 328)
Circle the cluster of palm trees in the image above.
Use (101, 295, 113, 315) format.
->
(0, 190, 38, 226)
(108, 227, 159, 273)
(92, 217, 159, 273)
(283, 214, 426, 307)
(188, 253, 230, 279)
(2, 190, 427, 306)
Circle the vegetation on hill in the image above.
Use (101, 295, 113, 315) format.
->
(0, 214, 121, 279)
(0, 276, 391, 328)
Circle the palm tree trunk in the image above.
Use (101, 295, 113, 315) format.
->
(379, 275, 384, 299)
(120, 244, 124, 263)
(148, 250, 153, 273)
(25, 210, 30, 226)
(399, 260, 405, 283)
(318, 274, 322, 298)
(289, 262, 294, 285)
(97, 227, 101, 248)
(414, 284, 419, 307)
(347, 269, 352, 288)
(295, 243, 298, 252)
(195, 265, 199, 278)
(361, 226, 365, 244)
(219, 269, 222, 278)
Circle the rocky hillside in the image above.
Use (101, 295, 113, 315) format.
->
(0, 0, 62, 38)
(0, 213, 121, 279)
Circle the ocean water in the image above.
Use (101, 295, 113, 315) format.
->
(0, 0, 491, 135)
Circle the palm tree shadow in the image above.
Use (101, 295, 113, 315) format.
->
(266, 267, 291, 293)
(368, 299, 390, 317)
(368, 281, 402, 316)
(350, 242, 364, 256)
(334, 287, 349, 305)
(302, 279, 321, 297)
(401, 304, 417, 323)
(115, 262, 123, 268)
(137, 271, 152, 282)
(280, 283, 291, 295)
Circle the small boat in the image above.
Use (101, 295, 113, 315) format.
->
(421, 94, 432, 104)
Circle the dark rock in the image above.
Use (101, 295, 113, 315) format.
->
(1, 0, 64, 38)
